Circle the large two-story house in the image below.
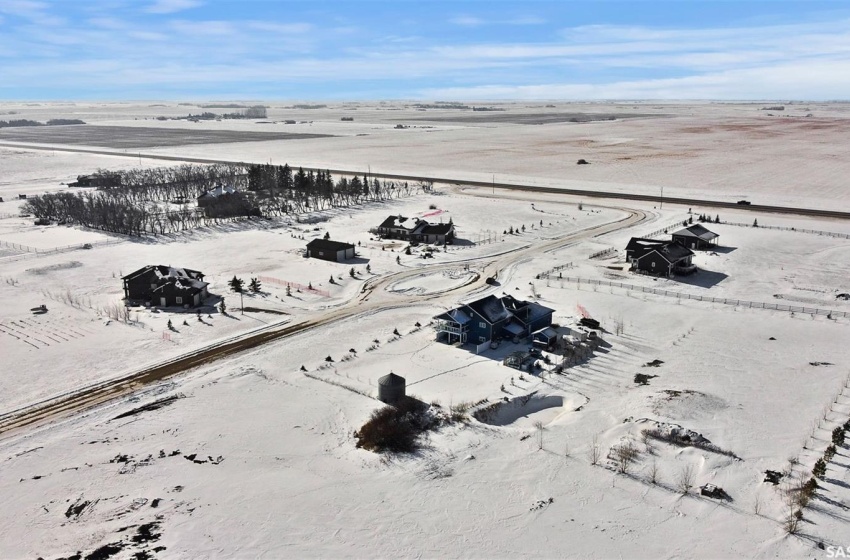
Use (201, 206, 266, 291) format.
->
(375, 215, 455, 244)
(433, 294, 554, 345)
(122, 265, 210, 308)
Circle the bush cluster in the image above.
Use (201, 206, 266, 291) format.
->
(355, 398, 435, 453)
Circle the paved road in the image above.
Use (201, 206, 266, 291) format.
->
(2, 141, 849, 220)
(0, 207, 646, 438)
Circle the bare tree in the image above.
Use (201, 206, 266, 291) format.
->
(589, 434, 601, 465)
(783, 493, 801, 534)
(647, 460, 660, 485)
(534, 421, 545, 450)
(676, 464, 695, 494)
(753, 493, 762, 516)
(613, 442, 639, 474)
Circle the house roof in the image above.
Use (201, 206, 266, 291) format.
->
(434, 307, 472, 324)
(466, 295, 511, 324)
(421, 223, 454, 235)
(122, 265, 204, 281)
(532, 326, 558, 340)
(501, 295, 554, 324)
(306, 238, 355, 252)
(152, 277, 208, 293)
(503, 320, 525, 336)
(379, 215, 410, 229)
(672, 224, 719, 241)
(625, 237, 667, 254)
(198, 184, 236, 199)
(638, 243, 694, 264)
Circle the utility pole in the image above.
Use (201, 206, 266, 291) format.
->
(492, 173, 495, 195)
(240, 291, 244, 315)
(660, 186, 664, 209)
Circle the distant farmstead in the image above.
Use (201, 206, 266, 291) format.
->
(122, 265, 209, 308)
(306, 239, 356, 262)
(196, 184, 237, 207)
(375, 215, 455, 244)
(68, 172, 122, 189)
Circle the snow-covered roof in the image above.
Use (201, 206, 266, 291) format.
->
(122, 265, 204, 282)
(198, 184, 236, 199)
(532, 326, 558, 340)
(434, 307, 471, 324)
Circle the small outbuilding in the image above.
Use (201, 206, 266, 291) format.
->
(378, 372, 406, 404)
(671, 224, 719, 250)
(306, 239, 356, 262)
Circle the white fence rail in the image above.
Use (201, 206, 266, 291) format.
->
(553, 276, 850, 319)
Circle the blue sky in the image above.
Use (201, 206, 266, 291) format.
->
(1, 0, 849, 100)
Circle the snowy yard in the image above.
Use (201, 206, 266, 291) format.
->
(1, 102, 849, 559)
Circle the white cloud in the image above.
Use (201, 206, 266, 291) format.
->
(449, 14, 545, 27)
(419, 59, 850, 101)
(145, 0, 202, 15)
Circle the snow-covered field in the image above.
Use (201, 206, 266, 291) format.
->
(1, 102, 849, 559)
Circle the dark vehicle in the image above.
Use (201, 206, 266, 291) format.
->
(737, 200, 751, 205)
(579, 317, 601, 330)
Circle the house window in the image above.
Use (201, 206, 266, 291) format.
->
(151, 283, 156, 289)
(479, 336, 486, 343)
(479, 322, 486, 328)
(175, 297, 182, 304)
(651, 261, 655, 267)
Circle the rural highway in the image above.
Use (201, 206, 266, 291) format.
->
(0, 206, 646, 438)
(3, 140, 850, 220)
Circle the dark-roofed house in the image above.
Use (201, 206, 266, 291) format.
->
(434, 295, 555, 346)
(377, 215, 414, 239)
(306, 239, 356, 262)
(672, 224, 719, 250)
(197, 184, 236, 208)
(122, 265, 209, 308)
(633, 242, 695, 277)
(375, 215, 455, 244)
(625, 237, 668, 264)
(414, 222, 455, 244)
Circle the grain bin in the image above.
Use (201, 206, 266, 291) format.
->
(378, 372, 406, 404)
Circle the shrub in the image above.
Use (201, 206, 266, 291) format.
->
(355, 398, 434, 453)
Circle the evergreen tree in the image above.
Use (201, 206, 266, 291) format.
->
(753, 219, 758, 227)
(229, 276, 244, 293)
(219, 298, 226, 314)
(349, 267, 356, 278)
(833, 426, 845, 446)
(249, 277, 262, 293)
(715, 214, 720, 223)
(324, 232, 330, 240)
(813, 458, 827, 479)
(366, 264, 371, 273)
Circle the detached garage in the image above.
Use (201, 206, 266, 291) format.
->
(306, 239, 356, 262)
